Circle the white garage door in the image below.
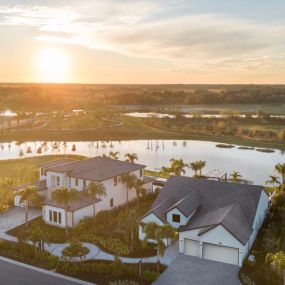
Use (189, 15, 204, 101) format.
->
(184, 239, 200, 257)
(202, 243, 239, 265)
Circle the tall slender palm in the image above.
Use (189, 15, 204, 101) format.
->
(190, 162, 200, 177)
(197, 160, 206, 176)
(52, 188, 79, 237)
(86, 182, 106, 216)
(275, 163, 285, 185)
(133, 178, 146, 207)
(120, 173, 137, 210)
(16, 185, 42, 227)
(266, 175, 280, 187)
(125, 153, 138, 163)
(230, 171, 242, 182)
(143, 223, 175, 272)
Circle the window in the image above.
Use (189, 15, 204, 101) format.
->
(75, 178, 79, 187)
(53, 211, 58, 223)
(44, 170, 47, 176)
(83, 180, 87, 188)
(140, 169, 143, 178)
(114, 176, 118, 186)
(110, 198, 114, 207)
(49, 210, 52, 222)
(58, 212, 62, 224)
(41, 168, 44, 176)
(56, 176, 60, 186)
(172, 214, 181, 223)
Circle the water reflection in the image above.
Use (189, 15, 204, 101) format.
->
(0, 140, 283, 185)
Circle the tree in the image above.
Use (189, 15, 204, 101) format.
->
(133, 178, 146, 207)
(15, 185, 42, 227)
(52, 188, 79, 237)
(197, 160, 206, 176)
(266, 251, 285, 284)
(125, 153, 138, 163)
(169, 159, 188, 176)
(120, 173, 137, 210)
(275, 163, 285, 185)
(143, 222, 174, 272)
(190, 162, 200, 177)
(161, 224, 176, 246)
(108, 151, 120, 160)
(266, 175, 281, 187)
(28, 226, 49, 252)
(230, 171, 242, 182)
(86, 182, 106, 216)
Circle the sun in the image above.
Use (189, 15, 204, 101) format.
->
(35, 48, 70, 83)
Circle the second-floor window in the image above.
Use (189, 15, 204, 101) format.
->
(75, 178, 79, 187)
(172, 214, 181, 223)
(114, 176, 118, 186)
(110, 198, 114, 207)
(41, 168, 44, 176)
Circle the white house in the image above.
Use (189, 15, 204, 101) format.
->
(139, 176, 269, 267)
(30, 156, 152, 228)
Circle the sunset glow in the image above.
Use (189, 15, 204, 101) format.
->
(35, 48, 70, 83)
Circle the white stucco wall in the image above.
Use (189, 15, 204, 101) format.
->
(43, 205, 66, 228)
(72, 204, 94, 226)
(166, 208, 188, 228)
(179, 225, 246, 267)
(139, 213, 164, 242)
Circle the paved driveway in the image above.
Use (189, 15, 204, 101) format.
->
(153, 254, 241, 285)
(0, 207, 42, 241)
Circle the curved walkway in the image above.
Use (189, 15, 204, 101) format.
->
(0, 208, 178, 265)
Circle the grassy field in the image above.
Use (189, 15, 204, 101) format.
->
(0, 115, 284, 150)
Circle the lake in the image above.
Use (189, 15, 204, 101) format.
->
(0, 140, 284, 185)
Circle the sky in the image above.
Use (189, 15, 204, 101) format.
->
(0, 0, 285, 84)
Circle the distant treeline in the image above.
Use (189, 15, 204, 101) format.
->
(0, 84, 284, 111)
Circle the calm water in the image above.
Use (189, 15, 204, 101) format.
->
(0, 140, 284, 185)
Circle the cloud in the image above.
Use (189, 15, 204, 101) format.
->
(1, 1, 285, 74)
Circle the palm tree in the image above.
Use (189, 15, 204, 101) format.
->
(86, 182, 106, 216)
(133, 178, 146, 207)
(169, 159, 188, 176)
(230, 171, 242, 182)
(120, 173, 137, 210)
(161, 224, 176, 246)
(197, 160, 206, 176)
(143, 222, 174, 272)
(125, 153, 138, 163)
(28, 226, 49, 252)
(15, 185, 42, 227)
(190, 162, 200, 177)
(266, 251, 285, 283)
(275, 163, 285, 185)
(52, 188, 79, 237)
(266, 175, 281, 187)
(109, 151, 120, 160)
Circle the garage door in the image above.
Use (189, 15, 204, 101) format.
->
(202, 243, 239, 265)
(184, 239, 200, 257)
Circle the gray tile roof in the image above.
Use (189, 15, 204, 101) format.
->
(40, 159, 77, 168)
(142, 176, 265, 245)
(44, 191, 100, 211)
(43, 156, 145, 181)
(13, 180, 47, 192)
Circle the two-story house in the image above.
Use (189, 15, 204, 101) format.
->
(37, 156, 153, 228)
(139, 176, 268, 267)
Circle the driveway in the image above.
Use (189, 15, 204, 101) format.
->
(0, 207, 42, 241)
(153, 254, 241, 285)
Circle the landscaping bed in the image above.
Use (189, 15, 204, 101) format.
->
(0, 240, 163, 285)
(240, 191, 285, 285)
(8, 194, 157, 258)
